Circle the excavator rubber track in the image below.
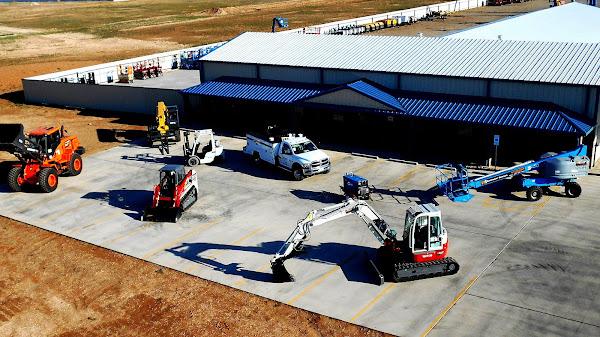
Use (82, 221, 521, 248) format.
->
(391, 257, 459, 282)
(180, 186, 198, 211)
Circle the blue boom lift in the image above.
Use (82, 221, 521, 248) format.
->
(436, 145, 589, 202)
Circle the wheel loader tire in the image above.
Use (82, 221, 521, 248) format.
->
(8, 166, 24, 192)
(39, 168, 59, 193)
(68, 153, 83, 176)
(187, 155, 201, 167)
(565, 182, 581, 198)
(292, 165, 304, 181)
(526, 186, 543, 201)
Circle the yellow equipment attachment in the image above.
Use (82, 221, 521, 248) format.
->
(156, 101, 170, 136)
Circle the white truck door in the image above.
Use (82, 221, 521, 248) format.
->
(279, 143, 293, 169)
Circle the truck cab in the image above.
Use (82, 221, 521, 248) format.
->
(243, 131, 330, 180)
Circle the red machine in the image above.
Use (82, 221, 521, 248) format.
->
(0, 124, 85, 193)
(142, 165, 199, 223)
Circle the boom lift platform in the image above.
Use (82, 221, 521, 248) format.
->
(142, 164, 198, 223)
(147, 102, 181, 155)
(0, 124, 85, 193)
(436, 145, 589, 202)
(182, 128, 225, 166)
(271, 198, 459, 284)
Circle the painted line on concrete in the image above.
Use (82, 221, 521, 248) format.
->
(287, 251, 359, 306)
(33, 200, 97, 226)
(330, 154, 348, 162)
(67, 209, 127, 236)
(423, 190, 555, 335)
(236, 262, 271, 287)
(356, 158, 384, 175)
(386, 165, 422, 190)
(142, 217, 223, 260)
(184, 226, 263, 273)
(420, 276, 479, 337)
(6, 186, 85, 216)
(102, 222, 156, 248)
(349, 283, 396, 323)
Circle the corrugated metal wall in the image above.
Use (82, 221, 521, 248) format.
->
(22, 80, 184, 115)
(401, 74, 487, 96)
(259, 65, 321, 84)
(203, 62, 257, 82)
(323, 69, 397, 88)
(489, 81, 587, 116)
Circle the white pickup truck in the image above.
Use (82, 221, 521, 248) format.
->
(243, 132, 330, 180)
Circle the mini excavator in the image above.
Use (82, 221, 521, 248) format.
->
(0, 124, 85, 193)
(142, 165, 198, 223)
(271, 198, 459, 284)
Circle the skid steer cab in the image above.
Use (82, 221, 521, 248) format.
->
(143, 165, 198, 223)
(0, 124, 85, 193)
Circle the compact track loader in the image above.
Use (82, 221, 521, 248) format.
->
(142, 165, 198, 223)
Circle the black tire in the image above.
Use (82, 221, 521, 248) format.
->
(8, 166, 24, 192)
(292, 165, 304, 181)
(253, 153, 261, 166)
(526, 186, 543, 201)
(565, 182, 582, 198)
(187, 155, 201, 167)
(68, 153, 83, 176)
(174, 131, 181, 143)
(39, 167, 59, 193)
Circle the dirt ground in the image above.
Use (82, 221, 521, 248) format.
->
(0, 1, 549, 336)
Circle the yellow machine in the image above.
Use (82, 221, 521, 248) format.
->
(147, 102, 181, 154)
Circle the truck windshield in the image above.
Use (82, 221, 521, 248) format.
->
(291, 141, 317, 154)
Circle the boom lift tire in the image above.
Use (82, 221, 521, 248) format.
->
(565, 182, 581, 198)
(39, 167, 59, 193)
(526, 186, 543, 201)
(253, 153, 262, 166)
(292, 165, 304, 181)
(8, 166, 24, 192)
(68, 153, 83, 176)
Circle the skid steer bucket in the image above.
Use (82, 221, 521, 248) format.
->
(142, 206, 182, 223)
(0, 124, 26, 153)
(271, 260, 295, 283)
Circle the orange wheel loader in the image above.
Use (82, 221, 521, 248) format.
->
(0, 124, 85, 193)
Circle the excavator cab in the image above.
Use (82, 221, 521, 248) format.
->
(405, 204, 447, 261)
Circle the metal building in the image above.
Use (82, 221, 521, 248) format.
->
(191, 30, 599, 164)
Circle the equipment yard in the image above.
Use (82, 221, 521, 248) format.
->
(1, 135, 599, 336)
(1, 0, 599, 336)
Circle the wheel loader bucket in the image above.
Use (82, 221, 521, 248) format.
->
(142, 206, 182, 223)
(271, 260, 295, 283)
(0, 124, 26, 153)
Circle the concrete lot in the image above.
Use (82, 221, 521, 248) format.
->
(0, 135, 598, 336)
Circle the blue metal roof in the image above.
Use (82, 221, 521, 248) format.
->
(181, 77, 325, 104)
(397, 95, 595, 135)
(182, 77, 594, 135)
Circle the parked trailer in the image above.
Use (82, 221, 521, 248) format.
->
(436, 145, 589, 202)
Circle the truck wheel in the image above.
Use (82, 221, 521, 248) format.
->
(68, 153, 83, 176)
(187, 155, 201, 167)
(526, 186, 543, 201)
(39, 168, 59, 193)
(8, 166, 25, 192)
(253, 153, 261, 166)
(565, 182, 581, 198)
(292, 165, 304, 181)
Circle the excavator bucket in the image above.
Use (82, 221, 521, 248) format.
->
(142, 206, 182, 223)
(271, 260, 295, 283)
(0, 124, 26, 153)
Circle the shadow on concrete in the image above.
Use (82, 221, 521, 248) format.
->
(120, 152, 182, 165)
(289, 189, 345, 203)
(82, 189, 153, 220)
(216, 149, 292, 181)
(167, 240, 381, 284)
(370, 186, 440, 205)
(97, 128, 148, 143)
